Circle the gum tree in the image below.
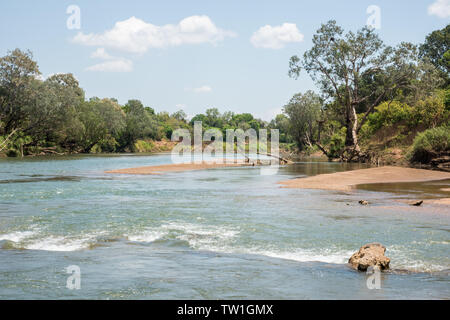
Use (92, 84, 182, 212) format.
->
(288, 20, 431, 161)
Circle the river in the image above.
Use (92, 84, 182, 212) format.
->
(0, 154, 449, 299)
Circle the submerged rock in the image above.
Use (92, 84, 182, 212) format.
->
(0, 240, 21, 250)
(411, 200, 423, 206)
(348, 243, 390, 271)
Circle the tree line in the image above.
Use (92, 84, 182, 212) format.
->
(0, 49, 270, 157)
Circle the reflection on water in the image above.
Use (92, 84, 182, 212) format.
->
(282, 161, 371, 177)
(357, 180, 450, 199)
(0, 176, 82, 184)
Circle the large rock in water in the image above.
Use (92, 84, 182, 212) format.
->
(348, 243, 390, 271)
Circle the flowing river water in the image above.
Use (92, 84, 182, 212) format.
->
(0, 154, 449, 299)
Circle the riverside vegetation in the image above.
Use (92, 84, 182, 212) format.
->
(0, 21, 448, 168)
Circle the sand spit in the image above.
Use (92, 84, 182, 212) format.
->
(105, 161, 251, 175)
(279, 166, 450, 192)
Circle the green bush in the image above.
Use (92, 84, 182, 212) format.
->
(409, 126, 450, 163)
(90, 144, 102, 154)
(6, 149, 19, 157)
(366, 101, 414, 134)
(366, 92, 449, 136)
(134, 140, 155, 153)
(327, 127, 346, 158)
(414, 91, 448, 128)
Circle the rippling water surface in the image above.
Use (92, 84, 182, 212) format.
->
(0, 154, 449, 299)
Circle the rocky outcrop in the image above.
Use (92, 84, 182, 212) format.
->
(348, 243, 390, 271)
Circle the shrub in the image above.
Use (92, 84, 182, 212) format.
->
(327, 127, 346, 158)
(134, 140, 155, 153)
(366, 101, 414, 134)
(6, 149, 19, 157)
(409, 126, 450, 163)
(414, 91, 448, 128)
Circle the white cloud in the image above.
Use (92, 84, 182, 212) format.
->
(35, 72, 78, 81)
(86, 48, 133, 72)
(428, 0, 450, 18)
(191, 85, 212, 93)
(260, 107, 283, 122)
(86, 59, 133, 72)
(73, 15, 236, 53)
(34, 74, 45, 81)
(250, 23, 304, 49)
(90, 48, 113, 60)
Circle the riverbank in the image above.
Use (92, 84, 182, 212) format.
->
(279, 166, 450, 192)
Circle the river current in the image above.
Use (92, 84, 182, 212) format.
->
(0, 154, 449, 299)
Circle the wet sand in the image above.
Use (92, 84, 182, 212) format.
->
(424, 198, 450, 205)
(279, 166, 450, 192)
(105, 161, 250, 175)
(398, 198, 450, 206)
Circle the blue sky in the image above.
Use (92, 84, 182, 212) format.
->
(1, 0, 449, 120)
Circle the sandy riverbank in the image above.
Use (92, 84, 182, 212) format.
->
(105, 161, 250, 175)
(279, 166, 450, 192)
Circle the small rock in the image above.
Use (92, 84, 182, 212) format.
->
(358, 200, 369, 206)
(348, 243, 390, 271)
(411, 200, 423, 207)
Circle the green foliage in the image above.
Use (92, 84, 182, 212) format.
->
(283, 90, 322, 150)
(134, 139, 155, 153)
(289, 20, 445, 152)
(365, 101, 415, 134)
(419, 24, 450, 84)
(171, 110, 187, 122)
(157, 111, 189, 140)
(1, 21, 448, 162)
(97, 135, 120, 153)
(188, 109, 268, 139)
(409, 126, 450, 163)
(325, 126, 346, 158)
(269, 114, 291, 143)
(364, 91, 449, 138)
(414, 90, 449, 127)
(77, 98, 125, 152)
(118, 99, 156, 151)
(0, 49, 41, 135)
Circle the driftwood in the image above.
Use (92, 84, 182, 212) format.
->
(0, 129, 18, 152)
(38, 147, 65, 156)
(256, 152, 293, 164)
